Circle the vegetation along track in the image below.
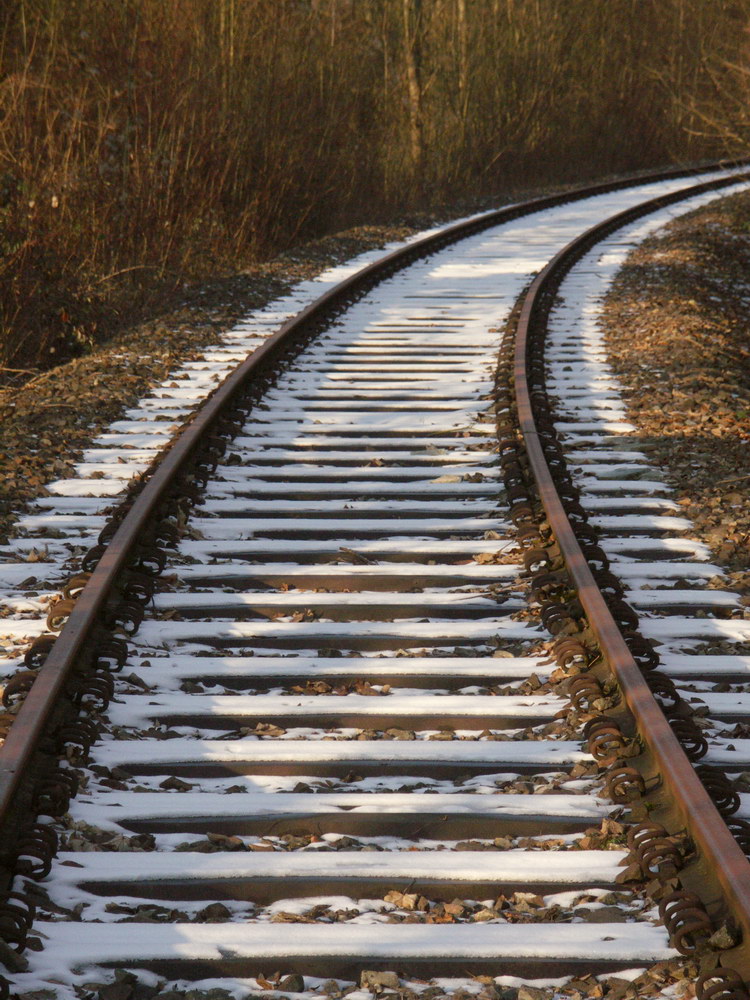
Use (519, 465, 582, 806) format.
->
(1, 165, 750, 1000)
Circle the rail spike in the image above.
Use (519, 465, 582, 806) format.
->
(32, 767, 78, 819)
(22, 634, 57, 671)
(566, 674, 604, 712)
(667, 713, 709, 761)
(728, 820, 750, 856)
(698, 968, 750, 1000)
(552, 636, 590, 670)
(627, 821, 686, 878)
(695, 765, 742, 819)
(13, 822, 57, 880)
(584, 716, 629, 763)
(659, 890, 714, 955)
(512, 165, 750, 995)
(605, 764, 647, 803)
(0, 889, 36, 956)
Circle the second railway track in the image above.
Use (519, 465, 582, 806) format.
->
(3, 165, 750, 999)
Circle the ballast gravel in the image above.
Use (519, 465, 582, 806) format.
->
(601, 189, 750, 602)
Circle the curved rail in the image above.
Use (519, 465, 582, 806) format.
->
(514, 173, 750, 971)
(1, 159, 745, 824)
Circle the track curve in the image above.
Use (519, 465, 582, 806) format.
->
(2, 164, 750, 1000)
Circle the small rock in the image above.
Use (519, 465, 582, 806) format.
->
(332, 836, 360, 849)
(567, 978, 603, 998)
(708, 921, 741, 949)
(133, 987, 161, 1000)
(399, 893, 418, 910)
(131, 833, 156, 851)
(278, 975, 306, 993)
(271, 911, 311, 923)
(282, 834, 310, 850)
(646, 962, 671, 984)
(98, 984, 134, 1000)
(443, 898, 466, 916)
(517, 988, 548, 1000)
(513, 892, 544, 907)
(576, 905, 628, 923)
(206, 832, 246, 851)
(196, 902, 232, 922)
(601, 980, 630, 1000)
(158, 776, 193, 792)
(614, 862, 643, 884)
(634, 971, 666, 997)
(174, 839, 217, 853)
(360, 970, 400, 992)
(125, 673, 150, 690)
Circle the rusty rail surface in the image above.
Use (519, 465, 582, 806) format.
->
(1, 159, 743, 824)
(514, 172, 750, 978)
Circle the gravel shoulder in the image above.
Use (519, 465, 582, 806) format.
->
(601, 190, 750, 598)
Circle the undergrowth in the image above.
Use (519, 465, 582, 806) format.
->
(0, 0, 741, 375)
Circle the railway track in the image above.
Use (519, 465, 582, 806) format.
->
(3, 165, 750, 1000)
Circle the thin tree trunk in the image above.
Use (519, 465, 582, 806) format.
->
(402, 0, 424, 184)
(457, 0, 469, 130)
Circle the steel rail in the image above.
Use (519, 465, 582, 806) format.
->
(514, 173, 750, 956)
(0, 159, 745, 828)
